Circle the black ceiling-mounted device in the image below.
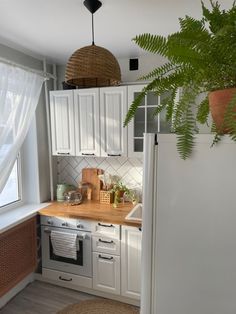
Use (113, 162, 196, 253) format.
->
(129, 58, 139, 71)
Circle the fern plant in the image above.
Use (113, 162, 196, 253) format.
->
(124, 1, 236, 159)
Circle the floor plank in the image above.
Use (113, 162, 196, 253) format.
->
(0, 281, 97, 314)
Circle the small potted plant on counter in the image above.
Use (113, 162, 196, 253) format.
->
(124, 1, 236, 159)
(109, 181, 134, 208)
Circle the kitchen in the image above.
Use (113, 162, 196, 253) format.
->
(1, 1, 236, 314)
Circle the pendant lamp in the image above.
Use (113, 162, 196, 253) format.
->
(65, 0, 121, 88)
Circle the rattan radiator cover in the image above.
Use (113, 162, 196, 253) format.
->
(0, 217, 37, 297)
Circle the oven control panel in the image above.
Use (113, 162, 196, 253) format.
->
(40, 215, 95, 232)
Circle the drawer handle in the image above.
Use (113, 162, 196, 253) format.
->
(107, 154, 121, 157)
(57, 152, 70, 155)
(99, 239, 114, 244)
(139, 227, 142, 231)
(98, 223, 114, 228)
(59, 276, 72, 282)
(98, 254, 113, 261)
(82, 153, 95, 156)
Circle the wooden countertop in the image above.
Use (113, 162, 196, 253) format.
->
(39, 200, 141, 227)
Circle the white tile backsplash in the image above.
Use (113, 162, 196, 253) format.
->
(57, 156, 143, 197)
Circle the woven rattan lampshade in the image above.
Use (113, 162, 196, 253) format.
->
(65, 44, 121, 88)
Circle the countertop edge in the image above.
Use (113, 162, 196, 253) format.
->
(39, 211, 142, 227)
(39, 201, 142, 228)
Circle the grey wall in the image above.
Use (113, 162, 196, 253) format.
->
(0, 43, 53, 202)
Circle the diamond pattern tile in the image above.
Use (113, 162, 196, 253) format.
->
(57, 156, 143, 198)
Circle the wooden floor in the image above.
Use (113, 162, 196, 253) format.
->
(1, 281, 97, 314)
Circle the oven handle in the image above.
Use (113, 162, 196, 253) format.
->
(43, 229, 87, 240)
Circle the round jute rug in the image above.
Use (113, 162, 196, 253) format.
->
(57, 299, 139, 314)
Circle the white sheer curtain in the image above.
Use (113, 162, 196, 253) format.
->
(0, 62, 44, 192)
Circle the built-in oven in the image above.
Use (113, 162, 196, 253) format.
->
(41, 216, 93, 278)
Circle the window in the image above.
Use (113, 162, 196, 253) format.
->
(0, 157, 21, 208)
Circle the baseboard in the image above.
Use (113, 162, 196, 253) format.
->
(35, 273, 140, 307)
(0, 273, 35, 309)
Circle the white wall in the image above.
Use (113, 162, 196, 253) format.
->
(118, 54, 166, 83)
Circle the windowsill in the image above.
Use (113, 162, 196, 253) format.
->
(0, 202, 50, 234)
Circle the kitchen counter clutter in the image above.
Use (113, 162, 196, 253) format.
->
(40, 200, 142, 305)
(39, 200, 142, 227)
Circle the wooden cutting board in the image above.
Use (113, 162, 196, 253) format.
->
(82, 168, 103, 201)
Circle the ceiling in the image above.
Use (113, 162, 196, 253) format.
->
(0, 0, 233, 65)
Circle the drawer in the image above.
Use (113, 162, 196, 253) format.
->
(42, 268, 92, 289)
(92, 236, 120, 255)
(93, 222, 120, 239)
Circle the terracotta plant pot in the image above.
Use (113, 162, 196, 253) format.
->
(209, 87, 236, 133)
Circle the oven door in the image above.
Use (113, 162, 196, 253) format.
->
(41, 225, 92, 277)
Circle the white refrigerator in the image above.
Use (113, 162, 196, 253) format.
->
(141, 133, 236, 314)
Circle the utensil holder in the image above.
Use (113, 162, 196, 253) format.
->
(100, 191, 114, 204)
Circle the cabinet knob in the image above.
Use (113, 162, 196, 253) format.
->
(107, 154, 121, 157)
(62, 222, 68, 227)
(77, 224, 84, 229)
(59, 276, 72, 282)
(98, 254, 113, 261)
(47, 219, 53, 225)
(82, 153, 95, 156)
(98, 223, 114, 228)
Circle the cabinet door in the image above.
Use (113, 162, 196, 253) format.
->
(127, 85, 159, 158)
(128, 85, 176, 157)
(93, 252, 120, 295)
(100, 86, 128, 157)
(121, 226, 142, 300)
(74, 89, 100, 157)
(50, 90, 75, 156)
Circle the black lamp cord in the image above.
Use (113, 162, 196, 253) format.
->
(92, 13, 95, 45)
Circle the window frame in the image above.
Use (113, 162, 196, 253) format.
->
(0, 152, 24, 213)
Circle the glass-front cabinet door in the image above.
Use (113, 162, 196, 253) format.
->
(127, 85, 172, 158)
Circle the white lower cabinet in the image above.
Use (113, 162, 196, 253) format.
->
(93, 252, 120, 295)
(121, 226, 142, 300)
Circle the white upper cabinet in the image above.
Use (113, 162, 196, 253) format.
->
(74, 89, 100, 157)
(127, 84, 173, 158)
(50, 90, 75, 156)
(51, 85, 171, 158)
(128, 84, 158, 158)
(100, 86, 128, 157)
